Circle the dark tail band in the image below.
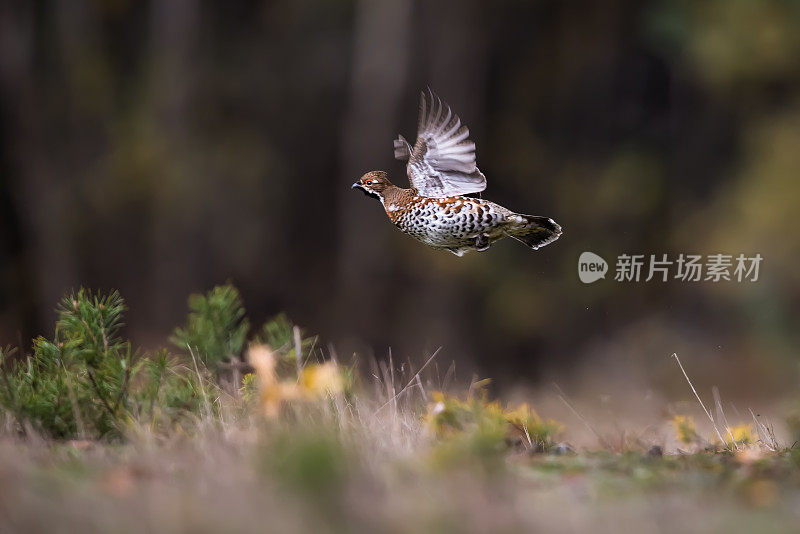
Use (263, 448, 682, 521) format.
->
(511, 215, 562, 250)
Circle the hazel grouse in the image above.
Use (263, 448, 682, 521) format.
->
(352, 89, 561, 256)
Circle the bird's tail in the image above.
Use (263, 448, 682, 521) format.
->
(508, 214, 562, 250)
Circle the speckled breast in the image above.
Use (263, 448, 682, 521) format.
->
(392, 196, 508, 248)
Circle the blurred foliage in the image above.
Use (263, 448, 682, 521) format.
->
(426, 384, 563, 468)
(170, 284, 250, 373)
(726, 424, 755, 447)
(264, 430, 348, 503)
(0, 290, 134, 438)
(0, 290, 210, 439)
(648, 0, 800, 93)
(239, 372, 259, 404)
(427, 389, 509, 468)
(672, 413, 762, 451)
(786, 409, 800, 446)
(0, 283, 341, 439)
(255, 313, 317, 364)
(247, 344, 351, 419)
(671, 415, 699, 445)
(136, 349, 207, 432)
(170, 284, 319, 385)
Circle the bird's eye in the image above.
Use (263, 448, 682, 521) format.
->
(365, 180, 374, 185)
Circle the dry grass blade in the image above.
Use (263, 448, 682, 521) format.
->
(293, 325, 303, 377)
(188, 344, 211, 418)
(552, 382, 607, 449)
(375, 347, 441, 413)
(672, 353, 727, 447)
(713, 386, 739, 451)
(749, 408, 779, 451)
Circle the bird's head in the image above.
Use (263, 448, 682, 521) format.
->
(352, 171, 392, 201)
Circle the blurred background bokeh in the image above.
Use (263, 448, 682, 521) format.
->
(1, 0, 798, 396)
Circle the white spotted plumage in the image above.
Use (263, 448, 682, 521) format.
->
(393, 196, 510, 252)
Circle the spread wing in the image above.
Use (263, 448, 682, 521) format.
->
(393, 89, 487, 198)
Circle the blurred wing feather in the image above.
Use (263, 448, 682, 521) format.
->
(404, 89, 486, 197)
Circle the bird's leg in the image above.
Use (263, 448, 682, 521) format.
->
(474, 234, 490, 251)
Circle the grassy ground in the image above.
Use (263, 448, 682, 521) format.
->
(2, 373, 800, 534)
(1, 287, 798, 533)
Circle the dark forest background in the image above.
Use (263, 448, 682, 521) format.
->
(1, 0, 798, 394)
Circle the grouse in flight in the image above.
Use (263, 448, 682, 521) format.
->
(352, 89, 561, 256)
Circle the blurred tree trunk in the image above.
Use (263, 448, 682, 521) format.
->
(0, 2, 84, 342)
(147, 0, 199, 328)
(336, 0, 413, 335)
(0, 2, 37, 343)
(408, 0, 488, 363)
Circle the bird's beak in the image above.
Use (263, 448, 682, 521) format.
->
(351, 182, 362, 190)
